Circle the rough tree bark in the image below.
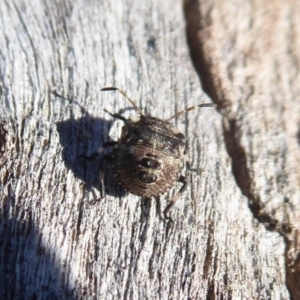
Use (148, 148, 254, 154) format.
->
(0, 0, 299, 299)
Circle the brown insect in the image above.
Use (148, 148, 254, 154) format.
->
(97, 87, 215, 221)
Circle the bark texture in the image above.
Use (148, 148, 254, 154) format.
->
(0, 0, 299, 299)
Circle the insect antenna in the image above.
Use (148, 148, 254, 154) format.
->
(101, 87, 144, 115)
(165, 103, 216, 122)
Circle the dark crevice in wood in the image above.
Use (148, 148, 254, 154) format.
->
(183, 0, 227, 110)
(183, 1, 298, 299)
(222, 119, 287, 232)
(183, 0, 285, 235)
(0, 122, 7, 155)
(183, 1, 218, 104)
(221, 118, 299, 300)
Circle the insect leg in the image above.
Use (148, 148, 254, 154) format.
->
(97, 141, 119, 198)
(163, 175, 187, 219)
(77, 141, 118, 198)
(154, 196, 164, 221)
(104, 108, 128, 122)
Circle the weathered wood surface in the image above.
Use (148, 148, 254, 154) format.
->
(0, 0, 299, 299)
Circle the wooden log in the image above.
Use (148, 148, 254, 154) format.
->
(0, 0, 298, 299)
(185, 0, 300, 298)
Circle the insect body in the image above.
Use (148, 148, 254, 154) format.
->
(99, 87, 215, 220)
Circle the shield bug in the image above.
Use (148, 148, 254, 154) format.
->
(98, 87, 215, 220)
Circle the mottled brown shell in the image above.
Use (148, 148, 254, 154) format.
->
(110, 115, 186, 198)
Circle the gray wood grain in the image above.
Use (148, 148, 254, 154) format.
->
(0, 0, 297, 299)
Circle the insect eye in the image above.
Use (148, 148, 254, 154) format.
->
(140, 158, 161, 169)
(137, 171, 157, 183)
